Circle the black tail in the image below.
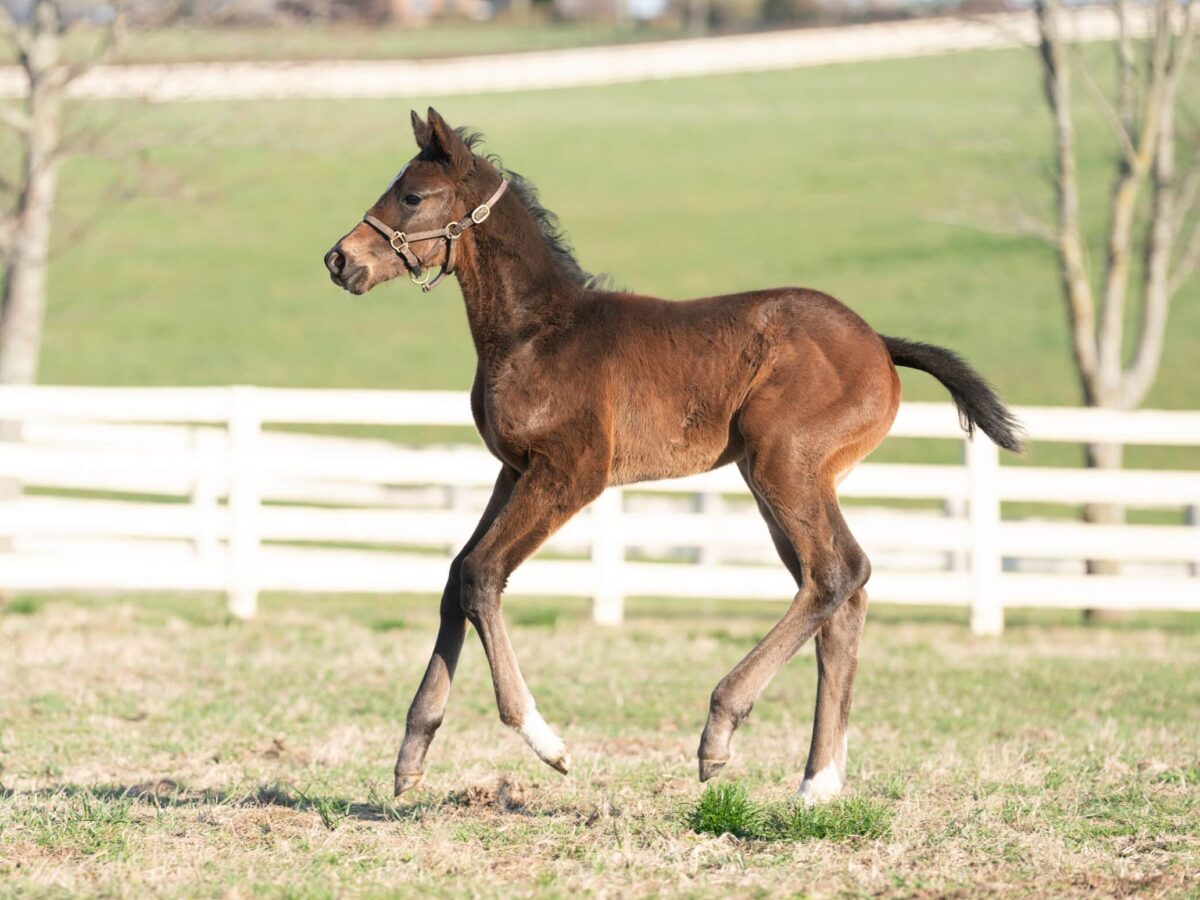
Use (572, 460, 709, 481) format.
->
(883, 335, 1025, 453)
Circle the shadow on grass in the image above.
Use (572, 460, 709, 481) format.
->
(21, 780, 430, 825)
(17, 775, 575, 826)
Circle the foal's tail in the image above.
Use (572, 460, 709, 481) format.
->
(882, 335, 1025, 453)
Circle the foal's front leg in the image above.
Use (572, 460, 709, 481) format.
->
(394, 467, 517, 797)
(459, 455, 605, 775)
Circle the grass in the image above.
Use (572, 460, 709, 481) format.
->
(687, 782, 892, 841)
(1, 591, 1197, 895)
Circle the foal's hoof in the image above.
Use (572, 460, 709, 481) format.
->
(548, 751, 572, 776)
(698, 758, 729, 782)
(394, 770, 424, 797)
(797, 762, 844, 805)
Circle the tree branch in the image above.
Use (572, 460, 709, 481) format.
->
(1036, 0, 1102, 400)
(64, 2, 128, 84)
(1120, 0, 1194, 407)
(1117, 0, 1138, 132)
(930, 201, 1060, 246)
(0, 6, 35, 62)
(1072, 43, 1137, 166)
(1095, 0, 1178, 386)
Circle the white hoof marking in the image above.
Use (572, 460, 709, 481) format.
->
(518, 699, 565, 764)
(798, 760, 844, 805)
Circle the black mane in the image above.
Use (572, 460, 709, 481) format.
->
(459, 128, 608, 291)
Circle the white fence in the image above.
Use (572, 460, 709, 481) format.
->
(1, 385, 1198, 634)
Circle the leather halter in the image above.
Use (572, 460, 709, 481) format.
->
(361, 179, 508, 294)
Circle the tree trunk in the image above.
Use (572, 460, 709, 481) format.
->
(1082, 439, 1127, 623)
(0, 36, 64, 388)
(0, 9, 67, 604)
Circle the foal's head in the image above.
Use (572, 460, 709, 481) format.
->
(324, 108, 501, 295)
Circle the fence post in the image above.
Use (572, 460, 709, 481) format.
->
(228, 387, 261, 619)
(966, 435, 1003, 636)
(192, 426, 223, 561)
(1188, 505, 1200, 578)
(592, 487, 624, 625)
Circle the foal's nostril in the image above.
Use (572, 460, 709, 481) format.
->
(325, 249, 346, 277)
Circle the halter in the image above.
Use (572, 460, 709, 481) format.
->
(362, 179, 509, 294)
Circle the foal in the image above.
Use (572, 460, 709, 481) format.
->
(325, 109, 1023, 802)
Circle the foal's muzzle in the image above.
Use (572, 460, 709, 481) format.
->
(324, 245, 369, 294)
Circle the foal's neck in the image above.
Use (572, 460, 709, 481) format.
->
(453, 193, 580, 363)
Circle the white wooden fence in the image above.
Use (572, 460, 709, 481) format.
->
(1, 385, 1198, 634)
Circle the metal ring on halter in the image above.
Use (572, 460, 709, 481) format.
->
(409, 267, 437, 287)
(390, 232, 408, 253)
(444, 221, 463, 239)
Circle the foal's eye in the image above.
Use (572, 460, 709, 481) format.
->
(403, 194, 422, 207)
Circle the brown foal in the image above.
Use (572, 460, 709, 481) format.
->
(325, 109, 1023, 802)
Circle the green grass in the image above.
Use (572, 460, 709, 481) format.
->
(689, 782, 767, 838)
(0, 591, 1197, 895)
(689, 782, 892, 841)
(36, 47, 1200, 471)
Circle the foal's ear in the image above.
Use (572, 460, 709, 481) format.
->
(425, 107, 473, 179)
(411, 109, 432, 148)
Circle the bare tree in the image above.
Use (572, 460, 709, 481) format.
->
(0, 0, 129, 396)
(1033, 0, 1198, 591)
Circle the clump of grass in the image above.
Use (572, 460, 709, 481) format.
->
(3, 596, 42, 616)
(371, 618, 408, 632)
(294, 786, 351, 831)
(688, 784, 892, 842)
(772, 795, 893, 841)
(30, 790, 137, 857)
(688, 783, 765, 839)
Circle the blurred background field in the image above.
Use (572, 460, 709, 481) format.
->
(36, 44, 1200, 486)
(44, 48, 1200, 410)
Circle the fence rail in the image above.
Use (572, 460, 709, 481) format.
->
(1, 385, 1198, 633)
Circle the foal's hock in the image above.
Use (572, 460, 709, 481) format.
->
(325, 109, 1024, 802)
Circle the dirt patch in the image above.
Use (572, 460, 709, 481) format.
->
(446, 776, 528, 812)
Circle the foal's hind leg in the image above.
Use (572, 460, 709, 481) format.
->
(734, 478, 869, 800)
(394, 467, 518, 796)
(800, 588, 867, 803)
(697, 457, 870, 783)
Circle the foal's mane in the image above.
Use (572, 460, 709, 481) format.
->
(458, 128, 608, 291)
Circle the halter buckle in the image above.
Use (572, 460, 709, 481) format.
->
(390, 232, 409, 253)
(470, 204, 490, 225)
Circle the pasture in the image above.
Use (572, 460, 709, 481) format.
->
(1, 593, 1198, 896)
